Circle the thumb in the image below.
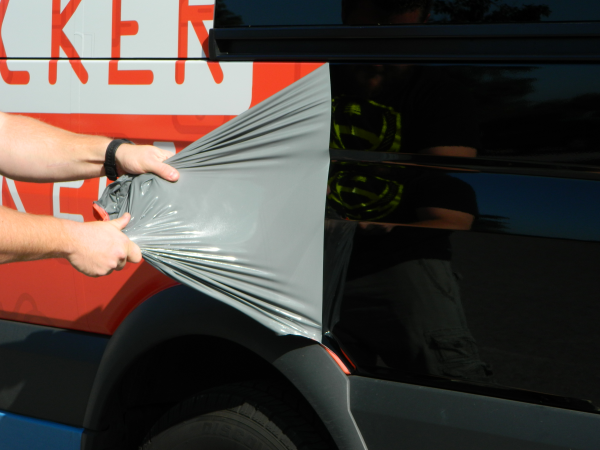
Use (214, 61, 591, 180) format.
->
(128, 241, 142, 264)
(110, 212, 131, 231)
(150, 159, 179, 182)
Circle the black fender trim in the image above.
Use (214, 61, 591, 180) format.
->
(82, 285, 366, 450)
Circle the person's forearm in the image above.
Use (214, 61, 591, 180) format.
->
(0, 205, 141, 276)
(420, 146, 477, 158)
(0, 112, 111, 182)
(408, 218, 472, 230)
(415, 207, 474, 231)
(0, 205, 71, 264)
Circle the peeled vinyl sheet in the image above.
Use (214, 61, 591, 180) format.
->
(96, 65, 331, 340)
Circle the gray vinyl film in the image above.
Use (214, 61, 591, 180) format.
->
(97, 65, 331, 340)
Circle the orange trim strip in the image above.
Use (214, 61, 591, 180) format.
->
(322, 345, 351, 375)
(339, 346, 357, 370)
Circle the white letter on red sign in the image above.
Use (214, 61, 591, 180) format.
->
(53, 180, 84, 222)
(0, 176, 26, 212)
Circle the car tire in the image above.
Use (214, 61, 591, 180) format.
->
(139, 381, 336, 450)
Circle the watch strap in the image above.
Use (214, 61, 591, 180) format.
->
(104, 139, 133, 181)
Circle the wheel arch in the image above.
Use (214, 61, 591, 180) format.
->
(81, 285, 366, 450)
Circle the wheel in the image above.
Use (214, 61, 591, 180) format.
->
(139, 381, 336, 450)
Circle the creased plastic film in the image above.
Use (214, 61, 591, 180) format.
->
(96, 65, 331, 340)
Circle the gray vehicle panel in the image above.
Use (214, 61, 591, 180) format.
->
(350, 376, 600, 450)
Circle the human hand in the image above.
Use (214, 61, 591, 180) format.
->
(115, 143, 180, 182)
(63, 213, 142, 277)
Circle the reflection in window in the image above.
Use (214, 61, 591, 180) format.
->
(326, 57, 491, 383)
(330, 65, 480, 157)
(325, 166, 600, 410)
(325, 62, 600, 411)
(329, 63, 600, 165)
(440, 65, 600, 164)
(325, 165, 492, 382)
(215, 0, 600, 27)
(431, 0, 551, 24)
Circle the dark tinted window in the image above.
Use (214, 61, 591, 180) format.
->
(470, 65, 600, 164)
(329, 63, 600, 166)
(325, 209, 600, 411)
(323, 62, 600, 412)
(431, 0, 596, 24)
(216, 0, 600, 27)
(215, 0, 339, 27)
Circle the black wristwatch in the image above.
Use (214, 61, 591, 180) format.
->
(104, 139, 133, 181)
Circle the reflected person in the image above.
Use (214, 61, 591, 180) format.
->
(327, 0, 491, 381)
